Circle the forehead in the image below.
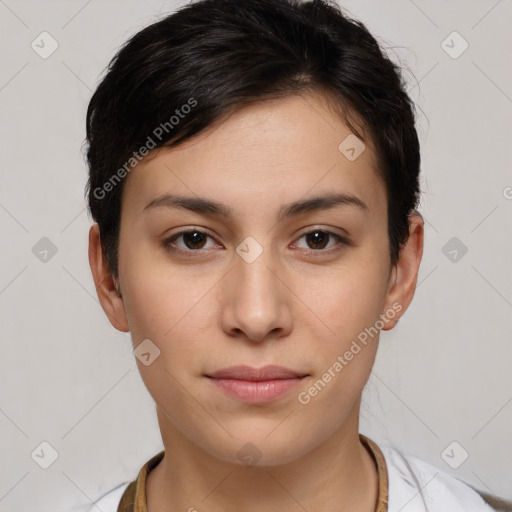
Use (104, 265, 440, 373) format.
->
(121, 92, 385, 219)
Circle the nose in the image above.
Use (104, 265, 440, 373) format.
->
(220, 244, 293, 344)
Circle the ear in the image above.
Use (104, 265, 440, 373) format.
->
(88, 223, 130, 332)
(381, 212, 424, 331)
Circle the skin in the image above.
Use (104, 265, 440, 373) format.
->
(89, 92, 423, 512)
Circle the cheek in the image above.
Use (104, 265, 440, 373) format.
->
(120, 242, 208, 339)
(303, 261, 389, 348)
(122, 270, 208, 421)
(293, 275, 385, 424)
(119, 255, 219, 398)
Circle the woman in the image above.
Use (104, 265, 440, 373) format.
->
(84, 0, 511, 510)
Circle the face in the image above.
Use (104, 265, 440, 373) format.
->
(93, 92, 421, 466)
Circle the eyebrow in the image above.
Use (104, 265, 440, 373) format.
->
(143, 192, 369, 220)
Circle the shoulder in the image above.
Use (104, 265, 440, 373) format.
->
(86, 482, 130, 512)
(378, 442, 498, 512)
(86, 449, 164, 511)
(85, 445, 510, 512)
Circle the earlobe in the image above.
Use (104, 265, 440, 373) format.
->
(381, 212, 424, 331)
(88, 223, 130, 332)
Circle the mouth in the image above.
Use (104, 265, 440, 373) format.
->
(205, 365, 309, 404)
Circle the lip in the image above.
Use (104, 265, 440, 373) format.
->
(208, 365, 307, 380)
(206, 365, 309, 404)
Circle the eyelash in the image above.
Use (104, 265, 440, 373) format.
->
(162, 228, 349, 258)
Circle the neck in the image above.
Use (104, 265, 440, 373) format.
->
(146, 405, 379, 512)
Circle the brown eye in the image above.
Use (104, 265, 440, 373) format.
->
(295, 229, 347, 252)
(180, 231, 208, 250)
(305, 230, 330, 250)
(163, 229, 219, 255)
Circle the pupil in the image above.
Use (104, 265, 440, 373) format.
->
(309, 231, 327, 249)
(185, 231, 205, 249)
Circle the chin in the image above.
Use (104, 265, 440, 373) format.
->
(199, 425, 312, 468)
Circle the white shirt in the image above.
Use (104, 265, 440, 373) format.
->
(87, 443, 497, 511)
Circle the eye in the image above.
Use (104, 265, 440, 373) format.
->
(162, 227, 349, 257)
(163, 229, 220, 255)
(293, 229, 348, 254)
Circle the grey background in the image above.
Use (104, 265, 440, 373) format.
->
(0, 0, 511, 510)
